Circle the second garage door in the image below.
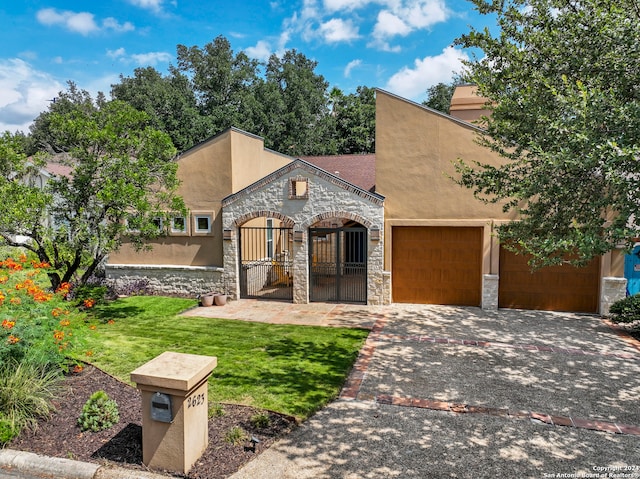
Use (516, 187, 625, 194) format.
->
(498, 247, 600, 313)
(392, 226, 483, 306)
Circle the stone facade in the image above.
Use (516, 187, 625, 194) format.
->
(105, 264, 225, 298)
(600, 277, 627, 316)
(222, 160, 389, 305)
(481, 274, 499, 310)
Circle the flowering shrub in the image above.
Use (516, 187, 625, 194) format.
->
(0, 255, 90, 370)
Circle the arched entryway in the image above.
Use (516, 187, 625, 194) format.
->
(237, 215, 294, 301)
(309, 218, 367, 304)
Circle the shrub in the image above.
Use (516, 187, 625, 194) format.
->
(113, 278, 152, 297)
(78, 390, 120, 432)
(250, 412, 271, 429)
(209, 402, 225, 418)
(0, 360, 62, 443)
(224, 426, 247, 445)
(609, 294, 640, 328)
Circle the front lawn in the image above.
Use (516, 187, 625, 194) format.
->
(82, 296, 369, 420)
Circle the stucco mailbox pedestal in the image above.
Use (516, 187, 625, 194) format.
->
(130, 351, 217, 475)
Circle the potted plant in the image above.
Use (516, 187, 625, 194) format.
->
(214, 275, 228, 306)
(201, 293, 215, 307)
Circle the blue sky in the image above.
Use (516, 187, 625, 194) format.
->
(0, 0, 495, 133)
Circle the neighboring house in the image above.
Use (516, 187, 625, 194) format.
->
(106, 88, 627, 314)
(10, 160, 72, 244)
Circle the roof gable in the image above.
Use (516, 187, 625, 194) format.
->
(222, 158, 384, 207)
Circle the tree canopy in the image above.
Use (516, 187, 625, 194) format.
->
(0, 91, 185, 289)
(455, 0, 640, 266)
(423, 82, 457, 114)
(108, 36, 375, 155)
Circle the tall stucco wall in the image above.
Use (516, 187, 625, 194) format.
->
(375, 90, 514, 222)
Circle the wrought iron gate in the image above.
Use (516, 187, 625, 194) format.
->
(239, 225, 293, 300)
(309, 227, 367, 304)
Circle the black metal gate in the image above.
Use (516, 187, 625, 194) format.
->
(309, 227, 367, 303)
(239, 225, 293, 300)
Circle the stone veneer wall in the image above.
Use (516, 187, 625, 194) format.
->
(600, 277, 627, 316)
(222, 161, 389, 305)
(481, 274, 499, 310)
(105, 264, 225, 298)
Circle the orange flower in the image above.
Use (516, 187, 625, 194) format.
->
(56, 282, 72, 298)
(2, 319, 15, 329)
(7, 335, 19, 344)
(31, 261, 50, 269)
(9, 297, 20, 305)
(72, 364, 84, 373)
(53, 330, 65, 341)
(107, 319, 115, 325)
(0, 276, 7, 284)
(59, 319, 70, 327)
(18, 254, 27, 263)
(83, 298, 96, 308)
(85, 350, 93, 357)
(33, 292, 53, 302)
(89, 325, 97, 330)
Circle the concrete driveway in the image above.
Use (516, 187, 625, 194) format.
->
(228, 304, 640, 479)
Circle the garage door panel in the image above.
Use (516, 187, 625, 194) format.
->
(392, 226, 482, 306)
(498, 248, 599, 313)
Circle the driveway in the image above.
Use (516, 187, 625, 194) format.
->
(228, 304, 640, 479)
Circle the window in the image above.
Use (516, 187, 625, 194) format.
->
(171, 216, 187, 234)
(266, 219, 274, 259)
(126, 215, 143, 233)
(194, 215, 211, 234)
(152, 217, 163, 232)
(289, 176, 309, 199)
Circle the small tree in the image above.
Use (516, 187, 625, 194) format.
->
(0, 88, 185, 290)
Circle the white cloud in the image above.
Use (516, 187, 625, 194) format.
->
(245, 41, 273, 61)
(36, 8, 135, 35)
(130, 52, 172, 65)
(105, 48, 171, 66)
(319, 18, 359, 43)
(107, 48, 127, 59)
(323, 0, 372, 12)
(344, 59, 362, 77)
(37, 8, 99, 36)
(0, 59, 63, 133)
(102, 17, 135, 33)
(373, 10, 411, 38)
(127, 0, 165, 13)
(384, 46, 469, 100)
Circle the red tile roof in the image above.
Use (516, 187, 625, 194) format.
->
(45, 162, 73, 178)
(301, 154, 376, 192)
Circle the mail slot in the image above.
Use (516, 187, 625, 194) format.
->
(151, 392, 173, 423)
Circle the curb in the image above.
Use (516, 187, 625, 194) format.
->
(0, 449, 170, 479)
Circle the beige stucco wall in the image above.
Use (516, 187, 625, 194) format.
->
(376, 89, 518, 274)
(376, 89, 512, 222)
(108, 129, 292, 268)
(449, 84, 490, 123)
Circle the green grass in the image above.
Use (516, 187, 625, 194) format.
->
(82, 296, 369, 420)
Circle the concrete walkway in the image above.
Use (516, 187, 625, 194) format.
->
(226, 303, 640, 479)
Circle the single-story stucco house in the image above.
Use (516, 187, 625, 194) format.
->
(105, 87, 628, 314)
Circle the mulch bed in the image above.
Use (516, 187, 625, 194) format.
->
(10, 365, 296, 478)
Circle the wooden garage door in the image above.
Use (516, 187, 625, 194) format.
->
(392, 226, 483, 306)
(498, 248, 600, 313)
